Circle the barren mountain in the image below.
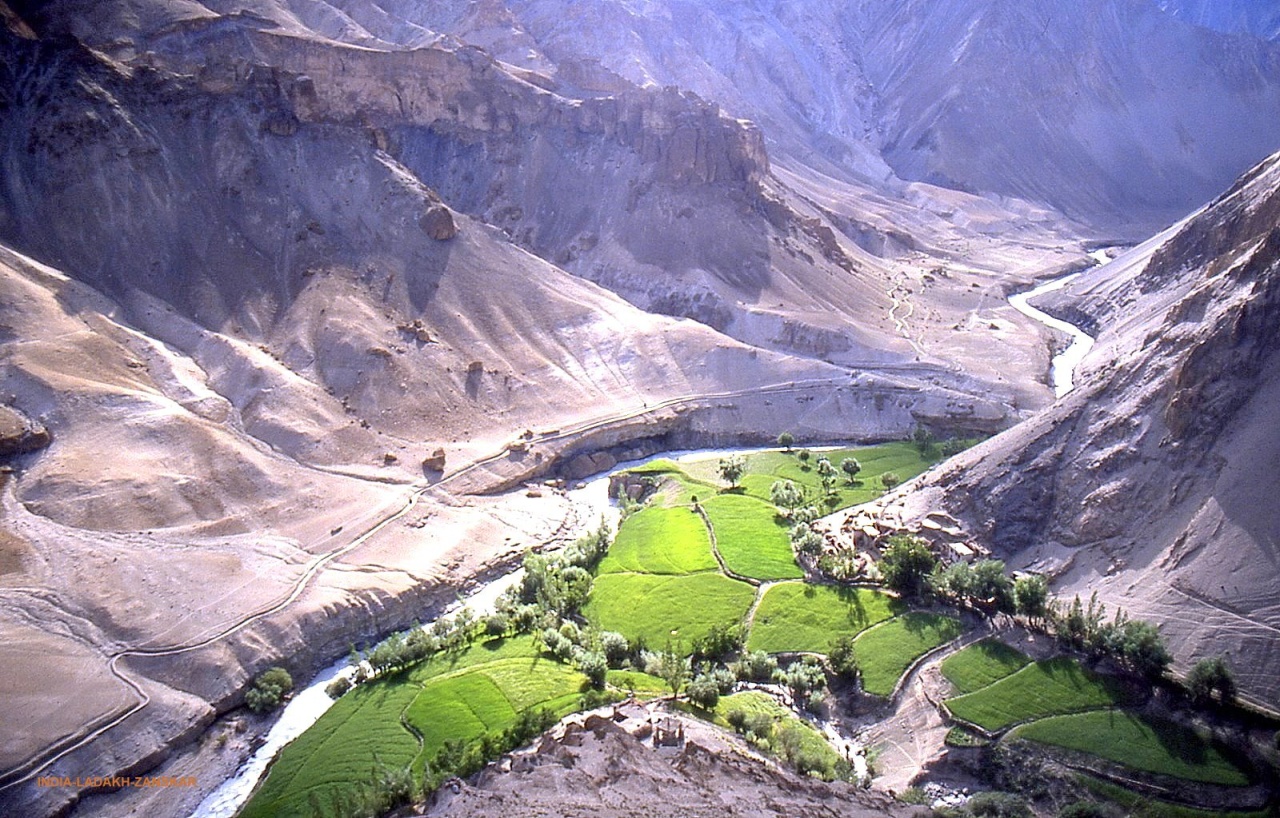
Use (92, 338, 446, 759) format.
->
(365, 0, 1280, 234)
(863, 149, 1280, 710)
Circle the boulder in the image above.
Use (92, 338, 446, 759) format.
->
(422, 448, 447, 473)
(420, 205, 457, 240)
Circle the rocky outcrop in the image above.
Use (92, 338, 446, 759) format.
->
(0, 405, 49, 457)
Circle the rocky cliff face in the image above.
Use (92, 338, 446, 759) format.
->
(868, 150, 1280, 709)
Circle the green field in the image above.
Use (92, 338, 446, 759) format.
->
(701, 493, 802, 580)
(597, 504, 717, 575)
(404, 658, 585, 756)
(1014, 711, 1252, 786)
(605, 669, 670, 696)
(241, 637, 585, 818)
(746, 583, 901, 654)
(945, 657, 1138, 732)
(940, 639, 1031, 695)
(584, 572, 757, 646)
(854, 612, 964, 696)
(681, 442, 937, 512)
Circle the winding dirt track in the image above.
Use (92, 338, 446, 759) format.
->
(0, 376, 873, 792)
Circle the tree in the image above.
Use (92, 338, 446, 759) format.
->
(770, 479, 805, 517)
(828, 635, 859, 681)
(970, 559, 1015, 614)
(1114, 619, 1172, 680)
(784, 657, 827, 710)
(599, 631, 629, 668)
(686, 674, 721, 710)
(791, 525, 825, 556)
(660, 640, 689, 699)
(840, 457, 861, 484)
(777, 431, 795, 452)
(1014, 574, 1050, 623)
(577, 651, 608, 689)
(880, 472, 901, 490)
(797, 448, 812, 466)
(691, 623, 744, 662)
(912, 424, 936, 456)
(718, 454, 746, 489)
(816, 456, 837, 496)
(879, 535, 937, 599)
(1187, 656, 1237, 707)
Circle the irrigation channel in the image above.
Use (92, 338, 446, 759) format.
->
(192, 269, 1100, 817)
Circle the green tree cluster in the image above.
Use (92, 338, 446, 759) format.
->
(245, 667, 293, 714)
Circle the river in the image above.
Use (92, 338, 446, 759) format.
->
(1007, 258, 1102, 398)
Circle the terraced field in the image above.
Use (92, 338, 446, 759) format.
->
(700, 493, 801, 580)
(745, 583, 901, 654)
(597, 504, 716, 575)
(945, 656, 1138, 732)
(853, 612, 964, 696)
(1014, 710, 1252, 786)
(584, 572, 757, 646)
(940, 638, 1030, 695)
(240, 637, 586, 818)
(683, 442, 938, 511)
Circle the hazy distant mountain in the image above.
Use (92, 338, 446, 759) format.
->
(1157, 0, 1280, 41)
(384, 0, 1280, 233)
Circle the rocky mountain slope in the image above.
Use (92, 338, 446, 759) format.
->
(1157, 0, 1280, 41)
(424, 708, 907, 818)
(867, 149, 1280, 710)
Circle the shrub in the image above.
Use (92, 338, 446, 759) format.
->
(1058, 802, 1123, 818)
(485, 612, 510, 637)
(828, 635, 859, 681)
(324, 676, 352, 700)
(733, 651, 778, 682)
(880, 471, 901, 490)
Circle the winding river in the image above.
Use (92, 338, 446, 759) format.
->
(1007, 256, 1103, 398)
(192, 266, 1102, 817)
